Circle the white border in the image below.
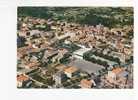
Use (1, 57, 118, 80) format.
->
(19, 0, 133, 7)
(0, 0, 137, 100)
(0, 0, 133, 7)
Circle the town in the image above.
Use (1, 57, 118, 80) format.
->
(17, 7, 133, 89)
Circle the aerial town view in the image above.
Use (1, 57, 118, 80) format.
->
(17, 7, 133, 89)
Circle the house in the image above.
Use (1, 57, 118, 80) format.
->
(30, 30, 41, 37)
(107, 67, 123, 80)
(18, 31, 28, 37)
(80, 79, 96, 88)
(17, 74, 30, 88)
(55, 64, 67, 71)
(58, 48, 69, 60)
(64, 66, 79, 78)
(27, 62, 39, 69)
(43, 49, 59, 63)
(53, 72, 67, 86)
(107, 67, 128, 84)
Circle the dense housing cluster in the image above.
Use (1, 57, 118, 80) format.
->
(17, 7, 133, 89)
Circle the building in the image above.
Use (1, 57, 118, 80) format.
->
(110, 51, 126, 63)
(107, 67, 123, 80)
(56, 33, 70, 40)
(24, 62, 40, 69)
(73, 48, 91, 59)
(55, 64, 67, 71)
(80, 79, 95, 88)
(64, 66, 79, 78)
(107, 67, 128, 85)
(57, 48, 69, 61)
(43, 49, 59, 63)
(53, 72, 67, 86)
(17, 74, 30, 88)
(29, 30, 41, 36)
(18, 31, 28, 37)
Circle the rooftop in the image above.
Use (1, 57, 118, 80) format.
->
(43, 49, 58, 59)
(17, 74, 29, 82)
(80, 79, 93, 87)
(112, 67, 124, 74)
(64, 66, 78, 74)
(25, 62, 40, 69)
(73, 48, 91, 56)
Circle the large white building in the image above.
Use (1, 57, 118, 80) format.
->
(73, 48, 91, 59)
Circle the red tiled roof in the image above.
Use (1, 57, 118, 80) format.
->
(81, 79, 93, 88)
(112, 68, 124, 74)
(17, 74, 29, 82)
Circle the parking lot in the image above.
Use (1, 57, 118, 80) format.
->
(68, 58, 104, 74)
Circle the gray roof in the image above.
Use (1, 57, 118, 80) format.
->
(30, 30, 41, 36)
(43, 50, 58, 59)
